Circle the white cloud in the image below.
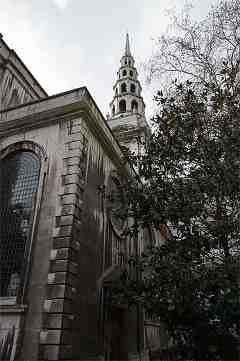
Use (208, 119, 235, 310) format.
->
(52, 0, 69, 10)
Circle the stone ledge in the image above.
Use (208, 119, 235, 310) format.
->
(0, 303, 28, 314)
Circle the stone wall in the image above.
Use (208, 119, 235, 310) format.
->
(0, 88, 144, 360)
(0, 119, 61, 360)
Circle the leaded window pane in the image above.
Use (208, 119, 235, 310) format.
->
(0, 151, 40, 297)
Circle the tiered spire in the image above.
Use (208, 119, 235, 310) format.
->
(108, 33, 150, 155)
(109, 33, 145, 118)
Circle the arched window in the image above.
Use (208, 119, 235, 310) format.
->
(105, 173, 127, 267)
(131, 100, 138, 112)
(129, 70, 133, 77)
(112, 105, 115, 116)
(0, 151, 41, 297)
(119, 99, 126, 112)
(122, 70, 127, 77)
(130, 84, 136, 93)
(121, 83, 127, 93)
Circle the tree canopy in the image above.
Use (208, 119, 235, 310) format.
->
(113, 1, 240, 360)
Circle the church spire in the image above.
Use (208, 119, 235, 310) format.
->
(108, 33, 150, 155)
(125, 33, 131, 56)
(109, 33, 145, 118)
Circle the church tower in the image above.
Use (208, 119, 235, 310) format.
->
(108, 33, 150, 154)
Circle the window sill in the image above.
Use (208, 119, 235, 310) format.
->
(0, 296, 17, 306)
(0, 298, 27, 313)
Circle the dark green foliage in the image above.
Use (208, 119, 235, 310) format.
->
(112, 2, 240, 358)
(114, 64, 240, 360)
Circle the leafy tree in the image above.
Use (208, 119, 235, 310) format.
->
(112, 2, 240, 359)
(114, 59, 240, 360)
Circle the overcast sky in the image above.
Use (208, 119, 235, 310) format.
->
(1, 0, 216, 118)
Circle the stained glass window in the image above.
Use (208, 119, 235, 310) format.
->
(0, 151, 40, 297)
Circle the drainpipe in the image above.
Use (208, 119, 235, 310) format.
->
(97, 184, 106, 356)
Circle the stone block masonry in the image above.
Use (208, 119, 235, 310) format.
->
(39, 117, 89, 361)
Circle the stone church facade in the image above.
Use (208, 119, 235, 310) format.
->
(0, 34, 163, 360)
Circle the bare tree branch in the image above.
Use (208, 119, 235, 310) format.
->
(146, 0, 240, 88)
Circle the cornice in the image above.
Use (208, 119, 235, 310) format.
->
(0, 87, 133, 175)
(118, 64, 138, 74)
(113, 125, 148, 140)
(113, 78, 142, 91)
(110, 93, 146, 110)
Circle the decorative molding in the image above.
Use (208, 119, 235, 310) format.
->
(0, 140, 47, 162)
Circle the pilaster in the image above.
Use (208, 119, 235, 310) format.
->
(39, 117, 89, 360)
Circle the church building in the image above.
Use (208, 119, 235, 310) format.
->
(0, 33, 163, 361)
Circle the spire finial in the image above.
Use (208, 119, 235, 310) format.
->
(125, 32, 131, 56)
